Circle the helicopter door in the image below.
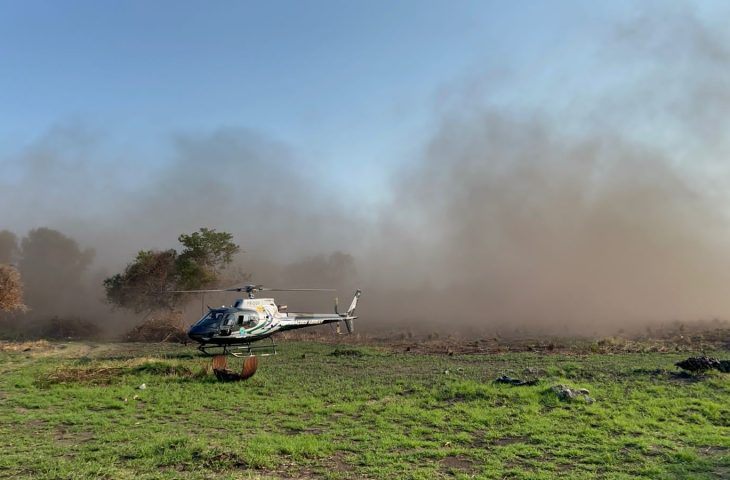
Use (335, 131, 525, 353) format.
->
(219, 313, 236, 336)
(236, 312, 260, 334)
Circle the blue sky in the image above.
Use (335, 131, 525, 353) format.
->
(0, 1, 631, 190)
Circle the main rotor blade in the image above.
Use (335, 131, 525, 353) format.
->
(166, 284, 259, 293)
(164, 285, 336, 294)
(165, 289, 231, 293)
(261, 288, 336, 292)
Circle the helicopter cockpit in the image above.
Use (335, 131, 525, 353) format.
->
(189, 308, 264, 340)
(194, 310, 225, 329)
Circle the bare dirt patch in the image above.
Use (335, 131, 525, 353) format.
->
(284, 321, 730, 355)
(441, 455, 476, 473)
(699, 446, 730, 456)
(328, 451, 354, 472)
(492, 435, 531, 446)
(55, 427, 95, 445)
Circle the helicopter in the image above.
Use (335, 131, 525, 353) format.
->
(171, 284, 361, 358)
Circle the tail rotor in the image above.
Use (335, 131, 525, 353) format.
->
(336, 290, 361, 334)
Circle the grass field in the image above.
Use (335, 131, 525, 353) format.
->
(0, 340, 728, 479)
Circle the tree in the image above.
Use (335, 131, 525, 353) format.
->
(0, 230, 19, 265)
(103, 249, 178, 313)
(18, 228, 95, 313)
(175, 228, 240, 290)
(103, 228, 240, 314)
(0, 264, 27, 312)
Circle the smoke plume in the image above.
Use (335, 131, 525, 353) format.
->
(3, 8, 730, 335)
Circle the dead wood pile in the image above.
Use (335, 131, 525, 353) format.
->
(676, 356, 730, 373)
(126, 311, 188, 343)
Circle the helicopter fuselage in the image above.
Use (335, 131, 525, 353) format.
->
(187, 297, 351, 345)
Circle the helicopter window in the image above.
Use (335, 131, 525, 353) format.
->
(222, 313, 236, 326)
(194, 311, 225, 328)
(242, 314, 258, 329)
(236, 315, 245, 326)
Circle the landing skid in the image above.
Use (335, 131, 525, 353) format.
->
(198, 337, 277, 357)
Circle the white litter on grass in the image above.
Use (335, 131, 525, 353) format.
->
(137, 383, 147, 390)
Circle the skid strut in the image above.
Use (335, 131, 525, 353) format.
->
(198, 337, 277, 357)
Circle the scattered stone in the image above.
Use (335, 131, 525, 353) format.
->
(550, 384, 593, 403)
(494, 375, 539, 386)
(137, 383, 147, 390)
(551, 384, 575, 401)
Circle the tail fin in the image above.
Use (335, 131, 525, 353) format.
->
(336, 290, 361, 334)
(347, 289, 361, 316)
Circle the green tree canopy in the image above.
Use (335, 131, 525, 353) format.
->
(103, 228, 240, 314)
(103, 249, 178, 313)
(175, 228, 240, 291)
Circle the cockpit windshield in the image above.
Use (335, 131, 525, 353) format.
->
(195, 311, 224, 328)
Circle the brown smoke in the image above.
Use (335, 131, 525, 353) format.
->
(3, 8, 730, 335)
(361, 114, 730, 333)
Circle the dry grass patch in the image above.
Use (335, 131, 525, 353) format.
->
(0, 339, 52, 353)
(38, 357, 205, 386)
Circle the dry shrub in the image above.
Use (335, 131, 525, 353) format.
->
(41, 360, 198, 386)
(126, 310, 188, 343)
(44, 366, 126, 385)
(0, 264, 27, 312)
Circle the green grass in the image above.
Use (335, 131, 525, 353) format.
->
(0, 341, 728, 479)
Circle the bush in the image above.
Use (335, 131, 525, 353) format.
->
(0, 264, 27, 312)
